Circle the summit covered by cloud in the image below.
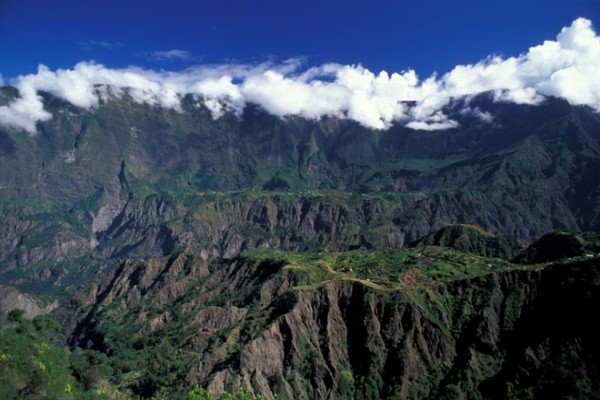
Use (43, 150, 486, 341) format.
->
(0, 18, 599, 133)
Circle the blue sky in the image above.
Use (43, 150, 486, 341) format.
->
(1, 0, 599, 133)
(1, 0, 599, 79)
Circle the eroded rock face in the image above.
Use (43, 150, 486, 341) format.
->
(2, 93, 600, 291)
(0, 285, 58, 319)
(0, 206, 89, 273)
(90, 187, 129, 249)
(69, 251, 600, 400)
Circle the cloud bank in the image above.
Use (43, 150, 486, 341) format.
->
(1, 18, 599, 133)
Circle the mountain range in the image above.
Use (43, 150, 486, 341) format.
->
(1, 87, 600, 399)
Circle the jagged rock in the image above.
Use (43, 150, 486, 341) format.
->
(68, 249, 600, 399)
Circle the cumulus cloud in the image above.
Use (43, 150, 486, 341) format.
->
(1, 18, 599, 133)
(152, 49, 192, 61)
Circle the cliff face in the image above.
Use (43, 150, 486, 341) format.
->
(1, 92, 600, 294)
(0, 188, 536, 291)
(0, 285, 58, 319)
(69, 248, 600, 399)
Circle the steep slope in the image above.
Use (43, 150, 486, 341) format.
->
(513, 230, 600, 264)
(409, 224, 525, 259)
(67, 245, 600, 399)
(0, 285, 58, 319)
(1, 89, 600, 293)
(0, 308, 123, 399)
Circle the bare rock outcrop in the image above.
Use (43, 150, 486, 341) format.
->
(0, 285, 58, 319)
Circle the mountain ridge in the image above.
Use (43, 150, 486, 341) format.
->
(1, 89, 600, 293)
(62, 239, 600, 399)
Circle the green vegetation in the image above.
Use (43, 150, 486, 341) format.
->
(3, 93, 600, 296)
(0, 309, 121, 399)
(3, 237, 599, 399)
(242, 246, 516, 290)
(1, 93, 600, 398)
(410, 224, 526, 259)
(514, 230, 600, 264)
(65, 244, 531, 399)
(187, 387, 266, 400)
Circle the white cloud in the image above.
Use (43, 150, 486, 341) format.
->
(152, 49, 192, 61)
(405, 120, 459, 131)
(0, 18, 599, 134)
(406, 111, 459, 131)
(460, 106, 494, 123)
(0, 83, 52, 132)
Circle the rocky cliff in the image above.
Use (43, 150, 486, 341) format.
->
(68, 244, 600, 399)
(0, 285, 58, 319)
(1, 91, 600, 295)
